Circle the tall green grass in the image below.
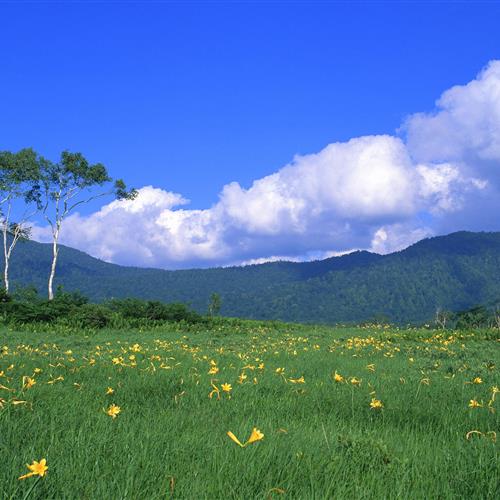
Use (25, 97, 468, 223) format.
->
(1, 324, 499, 499)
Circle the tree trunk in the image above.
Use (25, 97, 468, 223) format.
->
(2, 224, 8, 293)
(48, 229, 60, 301)
(4, 259, 9, 295)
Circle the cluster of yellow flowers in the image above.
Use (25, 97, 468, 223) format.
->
(2, 326, 498, 485)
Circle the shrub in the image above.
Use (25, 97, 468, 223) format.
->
(107, 298, 202, 324)
(106, 298, 147, 319)
(73, 303, 113, 329)
(0, 291, 203, 329)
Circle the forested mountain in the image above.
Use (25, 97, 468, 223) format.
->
(6, 231, 500, 324)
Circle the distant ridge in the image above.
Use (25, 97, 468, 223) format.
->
(7, 231, 500, 324)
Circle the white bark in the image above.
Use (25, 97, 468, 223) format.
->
(1, 196, 11, 293)
(3, 246, 9, 294)
(44, 184, 114, 300)
(45, 189, 63, 301)
(48, 227, 60, 301)
(1, 198, 35, 294)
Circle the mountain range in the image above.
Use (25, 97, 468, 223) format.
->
(6, 231, 500, 324)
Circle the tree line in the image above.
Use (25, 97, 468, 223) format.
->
(0, 148, 135, 299)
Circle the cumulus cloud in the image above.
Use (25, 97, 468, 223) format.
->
(32, 61, 500, 268)
(405, 60, 500, 179)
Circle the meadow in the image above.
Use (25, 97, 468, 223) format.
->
(0, 321, 499, 499)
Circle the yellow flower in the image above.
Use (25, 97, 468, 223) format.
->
(275, 368, 285, 374)
(288, 376, 305, 384)
(350, 377, 362, 386)
(468, 399, 482, 408)
(106, 387, 114, 395)
(106, 404, 121, 418)
(227, 427, 264, 447)
(370, 398, 384, 410)
(221, 383, 232, 393)
(333, 371, 344, 383)
(22, 376, 36, 389)
(33, 368, 42, 374)
(472, 377, 483, 384)
(246, 427, 264, 444)
(18, 459, 48, 480)
(227, 431, 245, 447)
(238, 372, 247, 384)
(208, 366, 219, 375)
(366, 363, 376, 371)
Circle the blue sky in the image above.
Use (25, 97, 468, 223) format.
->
(1, 1, 500, 268)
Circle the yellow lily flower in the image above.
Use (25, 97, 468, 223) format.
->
(246, 427, 264, 444)
(18, 459, 48, 480)
(227, 431, 245, 447)
(227, 427, 264, 447)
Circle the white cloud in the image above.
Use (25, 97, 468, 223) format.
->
(221, 135, 418, 233)
(370, 225, 433, 255)
(416, 163, 487, 214)
(32, 61, 500, 268)
(405, 60, 500, 181)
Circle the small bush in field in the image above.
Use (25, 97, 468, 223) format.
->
(74, 303, 113, 329)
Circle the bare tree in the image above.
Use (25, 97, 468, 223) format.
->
(435, 307, 450, 330)
(494, 304, 500, 330)
(40, 151, 136, 300)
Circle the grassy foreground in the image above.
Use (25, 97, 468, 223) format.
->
(1, 322, 499, 499)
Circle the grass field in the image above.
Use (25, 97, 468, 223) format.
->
(1, 322, 499, 499)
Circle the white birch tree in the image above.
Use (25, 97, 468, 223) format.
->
(40, 151, 135, 300)
(0, 149, 41, 293)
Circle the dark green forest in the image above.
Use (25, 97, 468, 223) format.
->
(6, 231, 500, 324)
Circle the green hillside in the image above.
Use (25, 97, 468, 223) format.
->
(6, 231, 500, 323)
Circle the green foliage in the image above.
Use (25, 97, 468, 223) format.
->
(0, 291, 203, 329)
(107, 298, 202, 323)
(0, 288, 11, 303)
(38, 150, 136, 211)
(0, 148, 41, 195)
(3, 231, 500, 325)
(10, 284, 38, 303)
(0, 325, 498, 498)
(73, 303, 113, 329)
(41, 151, 110, 196)
(453, 305, 494, 329)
